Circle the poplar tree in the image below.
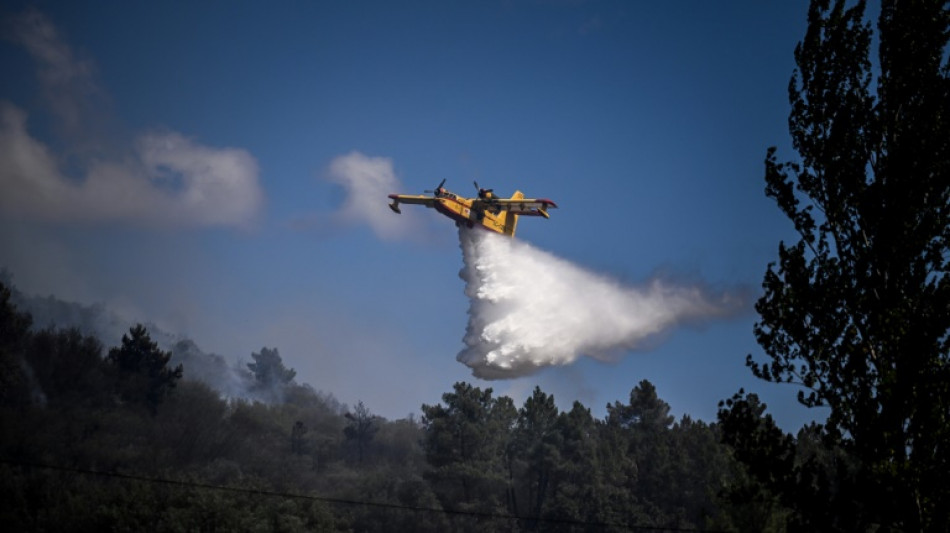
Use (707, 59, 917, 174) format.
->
(744, 0, 949, 528)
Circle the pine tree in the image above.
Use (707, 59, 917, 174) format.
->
(107, 324, 183, 413)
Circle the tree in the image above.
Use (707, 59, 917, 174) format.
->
(545, 401, 604, 530)
(421, 382, 517, 525)
(606, 380, 674, 432)
(343, 401, 379, 465)
(29, 327, 108, 407)
(670, 416, 737, 530)
(107, 324, 183, 413)
(0, 282, 32, 405)
(291, 420, 308, 455)
(247, 347, 295, 385)
(718, 392, 795, 531)
(510, 387, 561, 528)
(602, 380, 677, 528)
(247, 347, 295, 402)
(746, 0, 950, 528)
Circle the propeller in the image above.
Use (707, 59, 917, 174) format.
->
(425, 178, 447, 194)
(474, 180, 493, 196)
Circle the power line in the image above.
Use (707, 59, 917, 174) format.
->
(0, 458, 726, 532)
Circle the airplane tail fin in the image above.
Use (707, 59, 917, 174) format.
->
(501, 191, 524, 237)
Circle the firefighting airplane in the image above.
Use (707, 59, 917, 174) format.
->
(388, 180, 557, 237)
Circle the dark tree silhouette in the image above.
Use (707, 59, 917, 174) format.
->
(343, 401, 378, 465)
(291, 420, 308, 455)
(0, 283, 31, 404)
(107, 324, 183, 413)
(741, 0, 950, 528)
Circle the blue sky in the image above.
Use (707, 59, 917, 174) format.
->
(0, 1, 825, 429)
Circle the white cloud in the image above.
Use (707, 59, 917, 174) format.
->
(0, 103, 263, 227)
(137, 131, 263, 227)
(324, 151, 427, 241)
(0, 9, 263, 228)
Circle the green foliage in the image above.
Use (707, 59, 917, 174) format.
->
(248, 347, 296, 386)
(416, 380, 741, 532)
(606, 379, 674, 431)
(597, 380, 728, 531)
(421, 381, 516, 525)
(244, 347, 297, 405)
(543, 401, 603, 530)
(742, 0, 950, 529)
(509, 386, 561, 527)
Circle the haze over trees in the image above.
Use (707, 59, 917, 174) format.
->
(1, 0, 947, 531)
(1, 282, 747, 531)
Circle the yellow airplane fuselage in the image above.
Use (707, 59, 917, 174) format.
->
(431, 192, 516, 236)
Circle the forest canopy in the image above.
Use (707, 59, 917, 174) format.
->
(0, 281, 751, 531)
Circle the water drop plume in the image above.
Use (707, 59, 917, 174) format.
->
(456, 228, 746, 379)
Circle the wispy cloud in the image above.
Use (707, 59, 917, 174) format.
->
(321, 151, 431, 241)
(0, 9, 263, 228)
(6, 8, 102, 144)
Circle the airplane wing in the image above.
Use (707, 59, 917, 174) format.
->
(484, 197, 558, 218)
(388, 193, 437, 214)
(388, 194, 437, 206)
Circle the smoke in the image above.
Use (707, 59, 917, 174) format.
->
(6, 277, 293, 405)
(457, 228, 747, 379)
(4, 8, 105, 148)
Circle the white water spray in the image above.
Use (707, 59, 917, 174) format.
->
(457, 228, 746, 379)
